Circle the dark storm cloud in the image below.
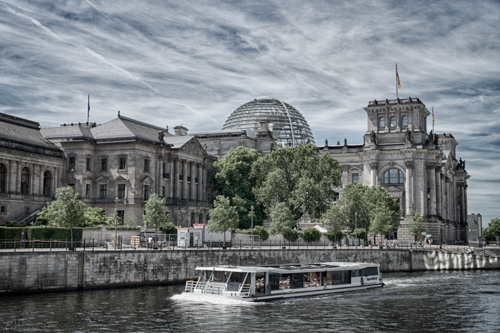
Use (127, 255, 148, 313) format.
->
(0, 0, 499, 224)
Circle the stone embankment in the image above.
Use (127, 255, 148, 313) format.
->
(0, 249, 498, 295)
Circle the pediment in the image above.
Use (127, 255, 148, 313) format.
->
(61, 171, 78, 183)
(387, 186, 403, 193)
(140, 175, 154, 184)
(115, 174, 128, 181)
(180, 138, 206, 156)
(95, 175, 111, 183)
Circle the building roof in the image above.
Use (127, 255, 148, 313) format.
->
(0, 112, 60, 150)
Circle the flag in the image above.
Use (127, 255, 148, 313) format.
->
(87, 94, 90, 122)
(432, 109, 435, 122)
(396, 66, 401, 89)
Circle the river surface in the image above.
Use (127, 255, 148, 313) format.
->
(0, 270, 498, 333)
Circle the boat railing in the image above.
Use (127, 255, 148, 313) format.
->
(202, 282, 227, 295)
(238, 284, 251, 296)
(185, 280, 196, 292)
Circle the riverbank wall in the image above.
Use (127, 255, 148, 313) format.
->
(1, 249, 498, 295)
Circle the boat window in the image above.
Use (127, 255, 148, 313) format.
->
(279, 274, 291, 290)
(212, 271, 229, 283)
(303, 272, 321, 287)
(269, 273, 280, 291)
(331, 271, 343, 285)
(229, 272, 247, 283)
(360, 267, 378, 276)
(350, 270, 359, 278)
(323, 271, 332, 285)
(198, 271, 210, 282)
(255, 272, 266, 295)
(291, 274, 304, 289)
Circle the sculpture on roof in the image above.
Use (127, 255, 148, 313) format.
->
(370, 131, 377, 145)
(158, 131, 165, 143)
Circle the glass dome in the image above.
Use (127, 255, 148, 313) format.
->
(222, 97, 315, 147)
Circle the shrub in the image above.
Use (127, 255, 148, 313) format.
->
(302, 227, 322, 243)
(283, 228, 299, 242)
(26, 227, 83, 241)
(253, 226, 269, 241)
(326, 229, 345, 242)
(0, 227, 25, 239)
(159, 222, 178, 238)
(35, 218, 49, 226)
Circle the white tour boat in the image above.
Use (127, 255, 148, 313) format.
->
(183, 262, 383, 302)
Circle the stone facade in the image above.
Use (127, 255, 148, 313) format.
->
(40, 113, 216, 227)
(0, 113, 65, 223)
(319, 98, 469, 243)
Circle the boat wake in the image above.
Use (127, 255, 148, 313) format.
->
(171, 293, 258, 305)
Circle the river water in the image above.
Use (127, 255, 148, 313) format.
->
(1, 270, 498, 333)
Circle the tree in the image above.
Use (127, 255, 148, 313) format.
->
(83, 206, 108, 227)
(253, 225, 269, 242)
(326, 229, 344, 244)
(323, 184, 400, 242)
(488, 218, 500, 238)
(37, 186, 86, 244)
(302, 227, 322, 243)
(142, 193, 170, 241)
(322, 205, 346, 244)
(253, 144, 341, 222)
(212, 147, 265, 229)
(269, 202, 296, 235)
(208, 195, 239, 246)
(283, 228, 300, 242)
(405, 211, 427, 240)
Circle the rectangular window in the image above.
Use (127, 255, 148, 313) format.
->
(118, 184, 126, 199)
(119, 157, 126, 170)
(144, 159, 150, 173)
(352, 173, 359, 184)
(0, 206, 5, 213)
(162, 186, 166, 197)
(68, 157, 75, 170)
(100, 158, 107, 171)
(143, 185, 149, 200)
(334, 192, 340, 201)
(86, 158, 91, 172)
(117, 210, 125, 225)
(99, 184, 107, 199)
(85, 184, 90, 199)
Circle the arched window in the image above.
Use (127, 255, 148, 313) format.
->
(401, 115, 408, 127)
(390, 116, 396, 128)
(21, 167, 30, 195)
(43, 171, 52, 197)
(384, 168, 404, 184)
(0, 164, 5, 193)
(379, 117, 385, 128)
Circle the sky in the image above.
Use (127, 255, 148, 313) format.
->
(1, 0, 499, 226)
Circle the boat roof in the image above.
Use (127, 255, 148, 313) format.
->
(195, 262, 379, 274)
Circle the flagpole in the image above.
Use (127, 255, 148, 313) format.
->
(396, 64, 398, 99)
(432, 106, 434, 132)
(87, 94, 90, 123)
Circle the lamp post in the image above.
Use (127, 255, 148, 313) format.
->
(355, 212, 358, 249)
(251, 206, 254, 249)
(114, 197, 118, 250)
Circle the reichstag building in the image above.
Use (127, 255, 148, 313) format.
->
(0, 96, 469, 242)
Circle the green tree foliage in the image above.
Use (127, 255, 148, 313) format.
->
(326, 229, 344, 243)
(283, 228, 299, 242)
(323, 184, 400, 241)
(253, 225, 269, 241)
(83, 206, 109, 227)
(269, 202, 296, 235)
(208, 195, 239, 245)
(302, 227, 322, 243)
(37, 186, 86, 243)
(143, 193, 170, 239)
(253, 144, 342, 222)
(405, 211, 427, 240)
(488, 218, 500, 237)
(212, 147, 265, 229)
(107, 209, 122, 227)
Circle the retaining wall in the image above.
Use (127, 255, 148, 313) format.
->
(0, 249, 498, 295)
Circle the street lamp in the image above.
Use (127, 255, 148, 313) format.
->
(355, 212, 358, 249)
(114, 197, 119, 250)
(251, 206, 254, 249)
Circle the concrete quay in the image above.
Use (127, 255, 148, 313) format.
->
(1, 247, 498, 295)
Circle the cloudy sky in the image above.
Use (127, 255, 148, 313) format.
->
(1, 0, 499, 226)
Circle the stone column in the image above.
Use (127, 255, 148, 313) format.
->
(429, 165, 436, 216)
(202, 165, 207, 201)
(404, 161, 413, 217)
(38, 165, 43, 196)
(370, 162, 378, 186)
(183, 160, 188, 200)
(436, 171, 442, 218)
(158, 157, 163, 194)
(341, 165, 349, 186)
(190, 162, 196, 201)
(16, 161, 20, 194)
(168, 160, 174, 198)
(197, 163, 203, 201)
(461, 185, 466, 223)
(174, 159, 180, 199)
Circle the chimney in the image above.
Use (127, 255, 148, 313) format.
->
(174, 125, 188, 136)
